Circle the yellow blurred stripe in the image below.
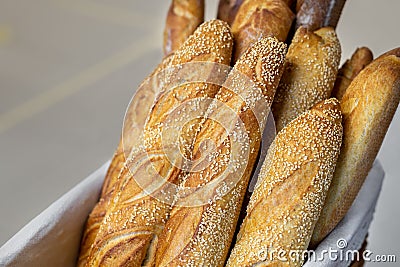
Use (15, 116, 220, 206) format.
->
(0, 25, 12, 45)
(0, 35, 159, 134)
(57, 0, 152, 29)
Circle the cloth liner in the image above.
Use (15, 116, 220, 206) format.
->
(0, 160, 384, 266)
(303, 160, 384, 267)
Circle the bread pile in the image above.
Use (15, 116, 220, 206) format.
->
(77, 1, 400, 266)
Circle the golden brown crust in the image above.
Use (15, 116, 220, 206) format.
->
(155, 37, 287, 267)
(271, 26, 341, 132)
(77, 146, 124, 266)
(86, 20, 233, 266)
(217, 0, 244, 26)
(216, 0, 296, 26)
(77, 54, 174, 267)
(332, 47, 373, 100)
(311, 51, 400, 247)
(227, 98, 343, 267)
(231, 0, 294, 61)
(163, 0, 205, 56)
(296, 0, 347, 31)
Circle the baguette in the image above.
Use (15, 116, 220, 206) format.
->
(311, 49, 400, 247)
(80, 0, 207, 258)
(217, 0, 244, 26)
(296, 0, 347, 31)
(163, 0, 204, 56)
(227, 98, 343, 267)
(86, 20, 233, 266)
(154, 37, 287, 267)
(217, 0, 295, 26)
(231, 0, 294, 61)
(77, 54, 174, 266)
(272, 26, 341, 132)
(332, 47, 373, 100)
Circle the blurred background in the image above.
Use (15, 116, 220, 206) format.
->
(0, 0, 399, 265)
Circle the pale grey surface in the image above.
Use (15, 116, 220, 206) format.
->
(0, 0, 399, 265)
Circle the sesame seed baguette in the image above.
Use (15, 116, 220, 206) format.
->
(86, 20, 233, 266)
(217, 0, 244, 26)
(81, 0, 207, 257)
(154, 37, 287, 267)
(227, 98, 343, 267)
(163, 0, 204, 56)
(77, 54, 174, 267)
(231, 0, 294, 62)
(331, 47, 373, 100)
(271, 26, 341, 132)
(296, 0, 347, 31)
(311, 50, 400, 247)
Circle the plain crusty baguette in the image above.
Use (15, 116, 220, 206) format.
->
(217, 0, 244, 26)
(154, 37, 287, 267)
(331, 47, 373, 100)
(163, 0, 204, 56)
(311, 49, 400, 247)
(86, 20, 233, 266)
(271, 26, 341, 132)
(227, 98, 343, 267)
(77, 54, 174, 267)
(296, 0, 347, 31)
(231, 0, 294, 61)
(217, 0, 295, 26)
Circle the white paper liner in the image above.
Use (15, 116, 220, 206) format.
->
(0, 161, 110, 267)
(0, 160, 384, 267)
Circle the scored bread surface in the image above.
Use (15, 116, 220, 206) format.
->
(86, 20, 233, 266)
(154, 37, 287, 267)
(231, 0, 294, 61)
(296, 0, 347, 30)
(272, 26, 341, 132)
(163, 0, 204, 56)
(227, 98, 343, 267)
(311, 51, 400, 246)
(77, 54, 174, 266)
